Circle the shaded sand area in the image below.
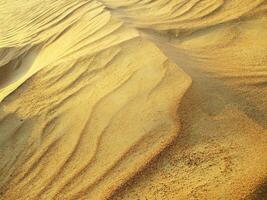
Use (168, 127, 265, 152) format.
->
(0, 0, 267, 199)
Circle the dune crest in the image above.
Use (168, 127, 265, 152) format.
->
(0, 1, 191, 199)
(0, 0, 267, 200)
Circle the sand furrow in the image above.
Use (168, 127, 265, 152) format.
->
(1, 0, 266, 199)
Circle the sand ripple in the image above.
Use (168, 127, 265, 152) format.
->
(0, 0, 266, 199)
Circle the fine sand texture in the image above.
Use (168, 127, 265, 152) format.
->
(0, 0, 267, 200)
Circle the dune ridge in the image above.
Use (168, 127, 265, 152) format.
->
(0, 0, 266, 199)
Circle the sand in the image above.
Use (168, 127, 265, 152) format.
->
(0, 0, 266, 200)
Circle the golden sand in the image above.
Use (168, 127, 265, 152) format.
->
(0, 0, 266, 199)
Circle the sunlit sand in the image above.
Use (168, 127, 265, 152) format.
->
(0, 1, 266, 199)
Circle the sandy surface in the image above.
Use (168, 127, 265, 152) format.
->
(0, 0, 266, 200)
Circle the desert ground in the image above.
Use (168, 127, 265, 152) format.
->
(0, 0, 266, 199)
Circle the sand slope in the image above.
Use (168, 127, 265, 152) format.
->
(0, 1, 191, 199)
(0, 0, 267, 200)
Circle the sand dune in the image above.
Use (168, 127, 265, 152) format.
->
(0, 0, 266, 200)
